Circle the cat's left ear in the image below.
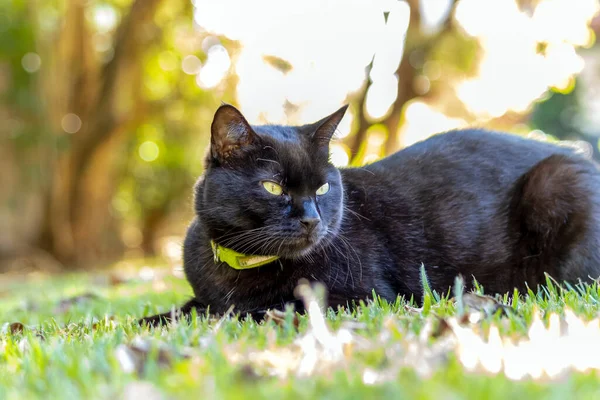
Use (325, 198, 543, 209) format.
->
(311, 105, 348, 148)
(210, 104, 257, 161)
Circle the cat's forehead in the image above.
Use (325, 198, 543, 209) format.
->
(251, 124, 327, 185)
(252, 125, 306, 144)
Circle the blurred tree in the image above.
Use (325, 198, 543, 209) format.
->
(347, 0, 477, 164)
(1, 0, 229, 268)
(530, 81, 599, 159)
(38, 0, 166, 266)
(530, 22, 600, 162)
(529, 14, 600, 160)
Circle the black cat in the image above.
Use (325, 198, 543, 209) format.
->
(140, 104, 600, 325)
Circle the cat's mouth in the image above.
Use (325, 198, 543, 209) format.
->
(275, 232, 325, 259)
(214, 226, 328, 260)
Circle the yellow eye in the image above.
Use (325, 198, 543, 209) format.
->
(316, 182, 330, 195)
(262, 181, 283, 195)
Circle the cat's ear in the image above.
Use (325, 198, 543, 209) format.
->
(311, 105, 348, 147)
(210, 104, 257, 160)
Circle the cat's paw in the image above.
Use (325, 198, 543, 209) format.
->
(138, 313, 173, 327)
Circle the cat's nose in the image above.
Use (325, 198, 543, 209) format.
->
(300, 217, 320, 233)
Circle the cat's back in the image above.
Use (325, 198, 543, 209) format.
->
(371, 129, 575, 176)
(342, 129, 581, 195)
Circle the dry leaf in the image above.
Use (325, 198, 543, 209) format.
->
(431, 318, 452, 338)
(462, 293, 510, 316)
(121, 381, 164, 400)
(115, 337, 186, 376)
(54, 293, 100, 314)
(19, 300, 39, 312)
(237, 364, 264, 381)
(1, 322, 25, 335)
(265, 309, 300, 329)
(9, 322, 24, 334)
(109, 273, 130, 286)
(92, 316, 116, 330)
(34, 329, 46, 341)
(404, 304, 423, 314)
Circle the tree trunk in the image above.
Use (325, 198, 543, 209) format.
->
(37, 0, 164, 267)
(348, 0, 459, 160)
(140, 205, 169, 257)
(347, 61, 373, 165)
(383, 0, 421, 155)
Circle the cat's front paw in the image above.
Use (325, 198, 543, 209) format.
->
(138, 298, 207, 327)
(138, 312, 175, 327)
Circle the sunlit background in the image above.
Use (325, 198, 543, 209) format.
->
(2, 0, 600, 270)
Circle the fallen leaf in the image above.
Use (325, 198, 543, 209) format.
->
(109, 273, 130, 286)
(115, 337, 187, 376)
(121, 381, 164, 400)
(457, 313, 471, 325)
(462, 293, 511, 316)
(1, 322, 25, 335)
(17, 338, 30, 353)
(431, 318, 452, 338)
(265, 309, 300, 329)
(33, 329, 46, 341)
(54, 293, 100, 314)
(404, 304, 423, 314)
(237, 364, 264, 381)
(92, 315, 116, 330)
(91, 273, 130, 287)
(9, 322, 24, 334)
(19, 300, 39, 312)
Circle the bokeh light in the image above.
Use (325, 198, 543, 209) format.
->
(181, 55, 202, 75)
(330, 144, 351, 167)
(196, 45, 231, 89)
(158, 51, 178, 72)
(91, 4, 118, 33)
(138, 141, 160, 162)
(21, 52, 41, 73)
(61, 113, 82, 134)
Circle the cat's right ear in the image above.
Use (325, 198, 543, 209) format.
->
(210, 104, 257, 161)
(311, 105, 348, 148)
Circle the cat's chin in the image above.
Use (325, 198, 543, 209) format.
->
(276, 236, 324, 260)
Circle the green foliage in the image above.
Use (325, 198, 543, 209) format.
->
(108, 1, 228, 228)
(0, 0, 46, 148)
(2, 0, 236, 255)
(531, 78, 599, 160)
(429, 29, 480, 77)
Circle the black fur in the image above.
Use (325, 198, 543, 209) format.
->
(140, 105, 600, 326)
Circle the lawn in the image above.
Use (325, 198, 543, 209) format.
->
(1, 261, 600, 400)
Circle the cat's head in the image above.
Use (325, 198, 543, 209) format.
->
(195, 104, 347, 259)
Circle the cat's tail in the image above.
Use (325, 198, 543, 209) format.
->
(510, 154, 594, 271)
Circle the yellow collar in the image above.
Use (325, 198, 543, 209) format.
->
(210, 240, 279, 270)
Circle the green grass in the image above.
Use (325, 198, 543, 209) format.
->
(1, 264, 600, 400)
